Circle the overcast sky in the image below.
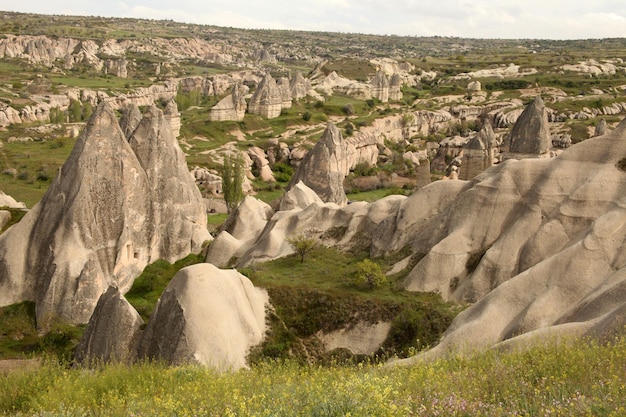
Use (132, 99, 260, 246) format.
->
(4, 0, 626, 39)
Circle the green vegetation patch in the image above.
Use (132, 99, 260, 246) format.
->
(241, 245, 458, 362)
(0, 301, 83, 361)
(2, 336, 625, 415)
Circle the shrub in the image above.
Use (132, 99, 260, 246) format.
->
(287, 232, 318, 263)
(354, 259, 387, 290)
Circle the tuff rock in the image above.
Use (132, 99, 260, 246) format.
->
(0, 103, 210, 330)
(136, 264, 268, 371)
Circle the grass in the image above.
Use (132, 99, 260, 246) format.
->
(0, 136, 77, 208)
(1, 336, 625, 415)
(0, 302, 84, 361)
(240, 245, 458, 361)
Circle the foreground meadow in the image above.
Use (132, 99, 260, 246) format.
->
(1, 336, 625, 416)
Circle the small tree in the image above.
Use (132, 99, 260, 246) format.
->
(221, 153, 245, 213)
(287, 232, 317, 263)
(355, 259, 387, 290)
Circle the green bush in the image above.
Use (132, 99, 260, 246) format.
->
(354, 259, 387, 290)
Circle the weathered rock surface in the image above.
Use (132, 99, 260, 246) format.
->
(503, 96, 552, 157)
(0, 190, 26, 209)
(286, 123, 350, 206)
(459, 120, 498, 180)
(389, 73, 403, 101)
(0, 210, 10, 231)
(75, 286, 144, 366)
(371, 70, 390, 103)
(594, 118, 608, 137)
(289, 71, 311, 100)
(209, 83, 248, 122)
(247, 73, 284, 119)
(389, 117, 626, 361)
(136, 264, 268, 371)
(205, 196, 273, 268)
(0, 103, 210, 330)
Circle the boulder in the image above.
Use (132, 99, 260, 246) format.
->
(0, 103, 210, 330)
(459, 120, 498, 180)
(248, 147, 275, 182)
(75, 286, 144, 366)
(206, 196, 273, 267)
(136, 264, 268, 371)
(285, 123, 350, 207)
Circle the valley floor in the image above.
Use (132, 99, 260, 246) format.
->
(1, 336, 624, 416)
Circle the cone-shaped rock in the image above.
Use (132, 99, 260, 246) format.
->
(247, 73, 282, 119)
(0, 102, 210, 330)
(137, 264, 268, 371)
(506, 96, 551, 155)
(594, 118, 608, 137)
(75, 286, 144, 366)
(285, 122, 349, 206)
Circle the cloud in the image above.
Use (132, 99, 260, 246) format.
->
(5, 0, 626, 38)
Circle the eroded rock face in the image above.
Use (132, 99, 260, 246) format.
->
(75, 286, 144, 366)
(504, 96, 551, 156)
(285, 122, 350, 207)
(371, 70, 390, 102)
(0, 190, 26, 209)
(247, 73, 283, 119)
(209, 83, 248, 122)
(389, 117, 626, 361)
(0, 103, 210, 330)
(136, 264, 268, 371)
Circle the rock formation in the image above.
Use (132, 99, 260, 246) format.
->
(209, 83, 248, 122)
(289, 71, 310, 100)
(205, 196, 273, 268)
(0, 190, 26, 209)
(371, 70, 390, 103)
(389, 73, 403, 101)
(247, 73, 284, 119)
(75, 286, 144, 366)
(163, 99, 181, 137)
(247, 146, 275, 182)
(384, 117, 626, 360)
(136, 264, 268, 371)
(277, 77, 292, 109)
(459, 120, 498, 180)
(119, 103, 143, 138)
(285, 122, 350, 207)
(594, 118, 608, 137)
(0, 103, 210, 330)
(503, 96, 551, 157)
